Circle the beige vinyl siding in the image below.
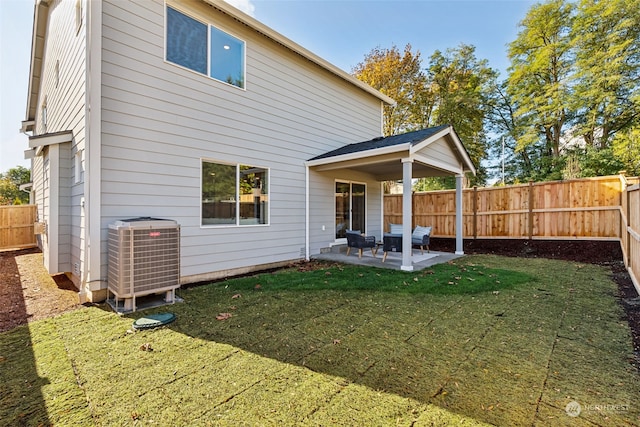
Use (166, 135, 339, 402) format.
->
(308, 170, 383, 255)
(100, 0, 383, 280)
(421, 139, 464, 173)
(33, 0, 87, 279)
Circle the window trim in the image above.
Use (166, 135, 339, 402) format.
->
(165, 4, 247, 90)
(200, 158, 270, 228)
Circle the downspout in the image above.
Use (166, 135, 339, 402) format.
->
(80, 0, 102, 303)
(305, 164, 310, 261)
(78, 0, 90, 303)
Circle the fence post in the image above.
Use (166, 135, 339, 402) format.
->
(528, 181, 534, 240)
(627, 183, 631, 268)
(473, 186, 478, 240)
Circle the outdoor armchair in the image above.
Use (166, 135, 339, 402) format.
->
(411, 225, 432, 254)
(345, 230, 377, 258)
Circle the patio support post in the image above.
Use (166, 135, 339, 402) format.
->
(455, 174, 464, 255)
(401, 158, 414, 271)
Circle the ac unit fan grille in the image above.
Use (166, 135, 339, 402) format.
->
(108, 222, 180, 298)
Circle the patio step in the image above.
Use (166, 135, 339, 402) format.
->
(319, 244, 347, 254)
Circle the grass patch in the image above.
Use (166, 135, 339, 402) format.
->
(1, 255, 638, 426)
(219, 259, 533, 295)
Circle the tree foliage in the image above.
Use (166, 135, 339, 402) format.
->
(507, 0, 574, 167)
(570, 0, 640, 149)
(0, 166, 31, 205)
(352, 44, 428, 137)
(495, 0, 640, 183)
(353, 0, 639, 186)
(353, 44, 497, 188)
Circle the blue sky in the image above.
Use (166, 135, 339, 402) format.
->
(0, 0, 535, 173)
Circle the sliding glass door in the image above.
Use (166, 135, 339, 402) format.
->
(335, 181, 366, 239)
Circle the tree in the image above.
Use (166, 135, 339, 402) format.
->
(612, 127, 640, 176)
(427, 44, 498, 184)
(0, 166, 31, 205)
(354, 43, 497, 188)
(507, 0, 575, 178)
(570, 0, 640, 149)
(352, 44, 429, 137)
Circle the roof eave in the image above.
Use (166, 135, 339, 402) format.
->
(25, 0, 50, 123)
(200, 0, 396, 106)
(306, 143, 411, 167)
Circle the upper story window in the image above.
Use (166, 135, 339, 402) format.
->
(166, 6, 245, 89)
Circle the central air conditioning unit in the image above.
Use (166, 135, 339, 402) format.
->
(107, 217, 180, 312)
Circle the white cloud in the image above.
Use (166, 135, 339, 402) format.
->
(223, 0, 255, 17)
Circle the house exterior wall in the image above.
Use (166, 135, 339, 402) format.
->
(30, 0, 87, 278)
(308, 169, 383, 256)
(98, 0, 384, 285)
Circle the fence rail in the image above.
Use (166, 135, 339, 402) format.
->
(0, 205, 38, 250)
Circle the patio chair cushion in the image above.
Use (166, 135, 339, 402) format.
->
(389, 223, 403, 234)
(411, 226, 432, 245)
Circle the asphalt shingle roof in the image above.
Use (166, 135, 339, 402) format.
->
(309, 124, 450, 161)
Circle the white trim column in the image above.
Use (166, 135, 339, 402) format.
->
(455, 174, 464, 255)
(401, 158, 413, 271)
(46, 145, 60, 273)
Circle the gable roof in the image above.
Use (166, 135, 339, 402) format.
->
(309, 125, 450, 161)
(307, 125, 477, 179)
(202, 0, 395, 106)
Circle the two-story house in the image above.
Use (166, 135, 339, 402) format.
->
(22, 0, 474, 303)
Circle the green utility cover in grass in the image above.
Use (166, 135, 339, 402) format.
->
(132, 313, 176, 330)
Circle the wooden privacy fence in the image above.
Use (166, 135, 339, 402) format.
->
(621, 181, 640, 293)
(0, 205, 38, 250)
(385, 175, 627, 240)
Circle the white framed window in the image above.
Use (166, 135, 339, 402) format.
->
(201, 160, 268, 226)
(74, 149, 84, 184)
(166, 5, 246, 89)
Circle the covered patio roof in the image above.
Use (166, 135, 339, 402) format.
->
(306, 124, 476, 180)
(306, 125, 476, 271)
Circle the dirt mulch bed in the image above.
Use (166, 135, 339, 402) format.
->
(0, 247, 81, 333)
(1, 241, 638, 364)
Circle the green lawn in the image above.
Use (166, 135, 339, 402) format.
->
(1, 255, 639, 426)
